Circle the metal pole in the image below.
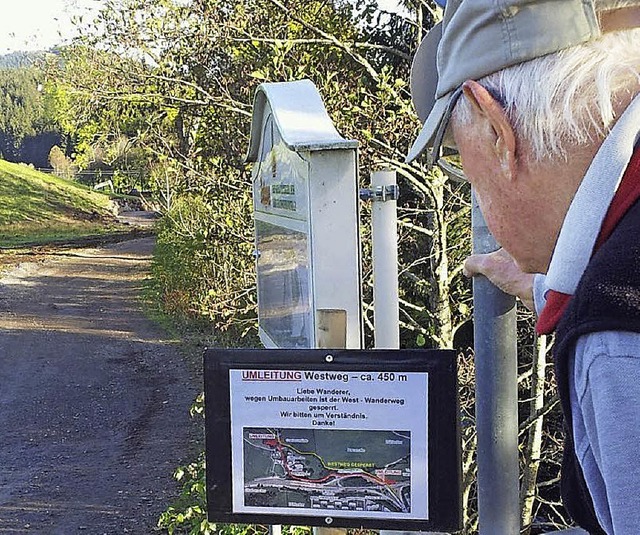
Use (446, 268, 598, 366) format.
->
(314, 310, 349, 535)
(372, 170, 447, 535)
(371, 169, 404, 535)
(472, 192, 520, 534)
(372, 169, 400, 350)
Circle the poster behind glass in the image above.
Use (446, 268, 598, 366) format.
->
(253, 110, 313, 347)
(256, 220, 312, 348)
(253, 113, 310, 221)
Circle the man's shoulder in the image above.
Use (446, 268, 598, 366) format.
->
(573, 331, 640, 396)
(558, 199, 640, 346)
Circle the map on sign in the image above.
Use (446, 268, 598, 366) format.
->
(242, 428, 411, 513)
(229, 368, 429, 519)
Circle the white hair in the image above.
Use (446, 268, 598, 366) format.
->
(454, 24, 640, 162)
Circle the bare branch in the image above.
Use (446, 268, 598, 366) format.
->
(232, 37, 411, 61)
(265, 0, 381, 81)
(519, 395, 560, 436)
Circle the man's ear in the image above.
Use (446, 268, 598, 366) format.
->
(461, 80, 517, 179)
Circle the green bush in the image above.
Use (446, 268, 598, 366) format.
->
(153, 191, 259, 347)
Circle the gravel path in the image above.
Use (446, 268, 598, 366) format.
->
(0, 237, 199, 534)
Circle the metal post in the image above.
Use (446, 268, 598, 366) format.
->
(371, 169, 402, 535)
(371, 169, 447, 535)
(472, 192, 520, 534)
(372, 169, 400, 350)
(314, 310, 349, 535)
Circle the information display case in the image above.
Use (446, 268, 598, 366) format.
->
(246, 80, 362, 349)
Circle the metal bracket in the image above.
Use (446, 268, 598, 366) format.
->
(359, 185, 400, 202)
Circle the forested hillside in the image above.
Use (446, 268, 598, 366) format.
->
(0, 65, 65, 167)
(0, 1, 566, 533)
(0, 51, 44, 69)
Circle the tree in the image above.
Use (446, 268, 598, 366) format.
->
(0, 51, 44, 69)
(48, 144, 75, 178)
(0, 66, 64, 166)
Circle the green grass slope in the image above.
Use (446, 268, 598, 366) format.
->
(0, 160, 123, 247)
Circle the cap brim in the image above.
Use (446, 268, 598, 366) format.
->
(406, 23, 447, 163)
(410, 23, 441, 123)
(406, 93, 452, 163)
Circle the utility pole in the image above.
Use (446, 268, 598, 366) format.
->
(472, 193, 520, 534)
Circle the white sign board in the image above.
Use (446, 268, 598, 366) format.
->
(229, 368, 428, 520)
(204, 349, 461, 532)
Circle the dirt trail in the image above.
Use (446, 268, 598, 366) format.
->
(0, 237, 198, 534)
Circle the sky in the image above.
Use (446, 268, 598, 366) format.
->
(377, 0, 405, 12)
(0, 0, 404, 54)
(0, 0, 99, 53)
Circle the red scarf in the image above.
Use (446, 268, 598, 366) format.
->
(536, 146, 640, 335)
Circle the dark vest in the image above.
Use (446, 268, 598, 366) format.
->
(554, 198, 640, 533)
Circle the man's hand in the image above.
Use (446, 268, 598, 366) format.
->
(464, 248, 535, 311)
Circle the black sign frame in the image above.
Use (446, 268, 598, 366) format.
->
(204, 348, 461, 532)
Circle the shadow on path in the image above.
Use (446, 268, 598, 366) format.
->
(0, 238, 199, 534)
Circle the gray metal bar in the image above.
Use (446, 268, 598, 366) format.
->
(472, 193, 520, 534)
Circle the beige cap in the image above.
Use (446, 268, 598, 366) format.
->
(407, 0, 640, 163)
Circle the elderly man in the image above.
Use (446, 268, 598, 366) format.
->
(407, 1, 640, 533)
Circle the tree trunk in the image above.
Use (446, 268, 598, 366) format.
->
(430, 175, 454, 348)
(520, 335, 548, 532)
